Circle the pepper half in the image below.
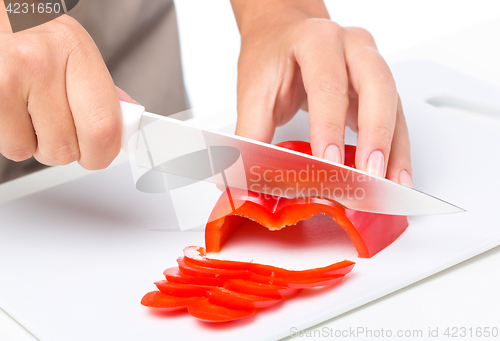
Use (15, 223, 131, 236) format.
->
(205, 141, 408, 258)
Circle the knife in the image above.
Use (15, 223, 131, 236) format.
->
(119, 101, 464, 216)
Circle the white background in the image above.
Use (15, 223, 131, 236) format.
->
(174, 0, 500, 110)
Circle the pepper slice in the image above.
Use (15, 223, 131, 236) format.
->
(140, 291, 203, 312)
(155, 280, 215, 297)
(178, 255, 350, 288)
(183, 246, 355, 279)
(248, 272, 345, 289)
(206, 287, 281, 309)
(205, 142, 409, 258)
(163, 267, 225, 286)
(224, 279, 302, 298)
(188, 298, 256, 322)
(177, 257, 249, 280)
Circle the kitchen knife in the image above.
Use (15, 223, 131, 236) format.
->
(120, 101, 464, 216)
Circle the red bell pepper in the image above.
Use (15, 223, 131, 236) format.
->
(163, 267, 225, 287)
(205, 142, 408, 258)
(155, 280, 215, 297)
(183, 246, 354, 278)
(224, 279, 301, 298)
(188, 298, 256, 322)
(206, 287, 281, 309)
(178, 255, 348, 288)
(142, 245, 355, 322)
(140, 291, 203, 312)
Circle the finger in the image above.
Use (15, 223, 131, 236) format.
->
(234, 55, 277, 143)
(345, 83, 359, 133)
(27, 50, 80, 166)
(294, 21, 349, 164)
(386, 97, 412, 187)
(116, 86, 138, 104)
(63, 17, 122, 170)
(344, 27, 398, 177)
(0, 78, 36, 162)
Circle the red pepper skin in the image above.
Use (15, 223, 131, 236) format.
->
(178, 254, 350, 288)
(224, 279, 301, 299)
(183, 246, 355, 279)
(205, 142, 408, 258)
(177, 257, 250, 280)
(163, 267, 225, 287)
(155, 280, 215, 297)
(206, 287, 281, 309)
(188, 298, 256, 322)
(248, 272, 345, 289)
(140, 291, 203, 312)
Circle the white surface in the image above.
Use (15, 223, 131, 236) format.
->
(1, 61, 500, 341)
(2, 2, 500, 340)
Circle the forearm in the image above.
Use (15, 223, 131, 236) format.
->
(230, 0, 329, 36)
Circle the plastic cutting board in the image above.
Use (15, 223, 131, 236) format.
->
(0, 61, 499, 341)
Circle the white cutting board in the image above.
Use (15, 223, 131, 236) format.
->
(0, 61, 499, 341)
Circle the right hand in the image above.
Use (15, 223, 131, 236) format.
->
(0, 9, 133, 170)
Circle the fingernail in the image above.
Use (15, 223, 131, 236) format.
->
(324, 144, 341, 163)
(366, 150, 385, 177)
(399, 169, 413, 187)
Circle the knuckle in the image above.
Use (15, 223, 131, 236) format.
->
(50, 144, 80, 165)
(3, 147, 35, 162)
(301, 18, 343, 36)
(316, 75, 349, 99)
(88, 107, 121, 146)
(295, 19, 344, 46)
(371, 124, 394, 145)
(10, 39, 53, 77)
(319, 119, 345, 139)
(346, 27, 375, 43)
(52, 16, 90, 55)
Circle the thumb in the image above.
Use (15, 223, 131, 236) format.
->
(115, 86, 138, 104)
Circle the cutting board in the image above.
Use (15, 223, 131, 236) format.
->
(1, 61, 499, 341)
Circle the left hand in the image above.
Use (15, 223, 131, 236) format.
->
(230, 0, 412, 187)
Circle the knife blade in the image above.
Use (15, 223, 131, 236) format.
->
(120, 101, 464, 216)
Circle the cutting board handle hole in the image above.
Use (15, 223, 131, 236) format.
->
(427, 96, 500, 120)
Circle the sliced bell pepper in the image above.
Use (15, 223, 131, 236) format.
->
(178, 254, 351, 288)
(206, 287, 281, 309)
(140, 291, 203, 312)
(155, 280, 215, 297)
(188, 298, 256, 322)
(248, 272, 345, 289)
(163, 267, 225, 286)
(142, 245, 355, 322)
(177, 256, 249, 280)
(224, 279, 302, 298)
(205, 141, 408, 258)
(183, 245, 354, 278)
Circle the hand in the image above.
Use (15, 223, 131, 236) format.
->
(0, 8, 134, 170)
(230, 0, 412, 186)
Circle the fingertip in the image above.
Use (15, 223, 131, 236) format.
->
(365, 150, 386, 178)
(398, 169, 413, 188)
(115, 86, 138, 105)
(323, 144, 342, 164)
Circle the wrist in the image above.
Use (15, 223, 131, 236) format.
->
(230, 0, 329, 38)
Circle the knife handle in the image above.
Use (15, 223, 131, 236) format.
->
(120, 101, 145, 153)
